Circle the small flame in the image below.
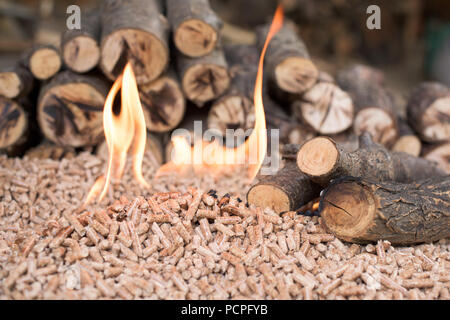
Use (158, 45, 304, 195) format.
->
(158, 5, 284, 181)
(85, 63, 149, 206)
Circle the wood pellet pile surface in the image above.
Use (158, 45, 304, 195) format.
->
(0, 152, 449, 300)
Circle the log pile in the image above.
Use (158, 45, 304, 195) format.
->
(0, 0, 448, 246)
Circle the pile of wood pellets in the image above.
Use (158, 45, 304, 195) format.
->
(0, 152, 449, 300)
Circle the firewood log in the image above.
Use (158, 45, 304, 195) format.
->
(0, 64, 34, 99)
(176, 47, 230, 107)
(256, 20, 318, 95)
(296, 133, 446, 186)
(337, 65, 398, 147)
(320, 176, 450, 245)
(167, 0, 222, 57)
(139, 70, 185, 133)
(61, 11, 101, 73)
(406, 82, 450, 143)
(22, 45, 62, 80)
(292, 77, 354, 135)
(422, 142, 450, 174)
(246, 145, 322, 213)
(100, 0, 169, 85)
(391, 116, 421, 157)
(0, 97, 29, 154)
(207, 44, 258, 135)
(37, 71, 110, 148)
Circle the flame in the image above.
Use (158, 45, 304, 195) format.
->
(84, 63, 149, 206)
(158, 5, 284, 181)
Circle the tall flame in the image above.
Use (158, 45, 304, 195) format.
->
(159, 5, 284, 181)
(85, 63, 149, 205)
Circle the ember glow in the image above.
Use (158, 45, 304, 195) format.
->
(84, 63, 149, 205)
(158, 5, 284, 180)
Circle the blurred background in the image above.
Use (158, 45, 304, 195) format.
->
(0, 0, 449, 94)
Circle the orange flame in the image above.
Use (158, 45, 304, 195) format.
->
(158, 5, 284, 181)
(84, 63, 149, 205)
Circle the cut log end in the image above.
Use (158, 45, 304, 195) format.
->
(354, 107, 397, 147)
(320, 180, 377, 243)
(101, 29, 168, 84)
(297, 137, 339, 178)
(29, 47, 61, 80)
(297, 82, 354, 135)
(275, 56, 318, 94)
(38, 80, 106, 148)
(63, 36, 100, 73)
(174, 19, 218, 57)
(139, 75, 185, 132)
(421, 97, 450, 142)
(0, 98, 28, 149)
(247, 184, 291, 213)
(0, 72, 22, 99)
(392, 135, 422, 157)
(182, 64, 230, 106)
(208, 95, 254, 134)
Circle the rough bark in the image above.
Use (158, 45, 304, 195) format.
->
(139, 69, 186, 132)
(22, 45, 62, 80)
(167, 0, 222, 57)
(100, 0, 169, 85)
(337, 65, 398, 147)
(177, 47, 230, 107)
(320, 176, 450, 245)
(406, 82, 450, 143)
(61, 11, 101, 73)
(247, 160, 322, 214)
(0, 64, 34, 99)
(256, 20, 318, 95)
(392, 116, 422, 157)
(37, 71, 110, 147)
(292, 80, 354, 135)
(422, 142, 450, 174)
(296, 133, 446, 186)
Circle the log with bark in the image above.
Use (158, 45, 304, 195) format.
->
(0, 63, 34, 99)
(256, 20, 318, 95)
(167, 0, 223, 58)
(0, 97, 29, 153)
(61, 11, 101, 73)
(296, 133, 446, 186)
(246, 145, 322, 213)
(207, 44, 258, 135)
(22, 45, 62, 80)
(100, 0, 169, 85)
(177, 47, 230, 107)
(337, 65, 398, 147)
(207, 44, 312, 145)
(139, 70, 186, 133)
(406, 82, 450, 143)
(422, 142, 450, 174)
(37, 71, 110, 148)
(320, 176, 450, 245)
(292, 76, 354, 135)
(391, 116, 422, 157)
